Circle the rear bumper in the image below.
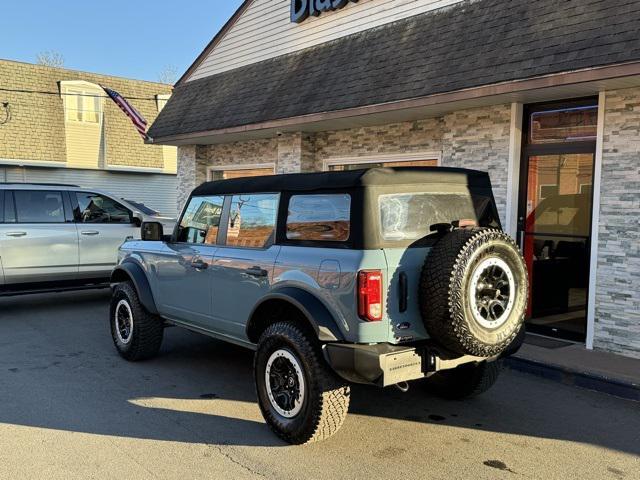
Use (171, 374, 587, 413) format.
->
(323, 342, 497, 387)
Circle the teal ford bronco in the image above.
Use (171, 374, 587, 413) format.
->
(109, 167, 528, 444)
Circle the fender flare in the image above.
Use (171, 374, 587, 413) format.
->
(110, 260, 158, 315)
(247, 287, 345, 343)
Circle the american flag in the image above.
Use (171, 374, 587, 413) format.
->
(102, 86, 150, 141)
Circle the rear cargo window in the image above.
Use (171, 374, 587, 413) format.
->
(379, 192, 497, 241)
(286, 194, 351, 242)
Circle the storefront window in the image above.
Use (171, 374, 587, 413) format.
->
(328, 159, 437, 171)
(529, 105, 598, 144)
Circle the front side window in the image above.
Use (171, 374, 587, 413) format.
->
(379, 191, 498, 241)
(226, 194, 278, 248)
(75, 193, 132, 224)
(286, 194, 351, 242)
(14, 190, 65, 223)
(177, 195, 225, 244)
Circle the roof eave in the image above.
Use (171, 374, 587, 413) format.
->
(153, 61, 640, 145)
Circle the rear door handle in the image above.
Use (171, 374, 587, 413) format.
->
(191, 259, 208, 270)
(81, 231, 100, 236)
(245, 266, 268, 278)
(6, 231, 27, 237)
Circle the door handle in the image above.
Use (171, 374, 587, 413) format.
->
(81, 231, 100, 236)
(6, 231, 27, 237)
(191, 259, 209, 270)
(245, 266, 268, 278)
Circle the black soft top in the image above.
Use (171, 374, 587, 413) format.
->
(192, 167, 492, 196)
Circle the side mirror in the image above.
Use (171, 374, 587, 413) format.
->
(141, 221, 164, 241)
(132, 211, 143, 227)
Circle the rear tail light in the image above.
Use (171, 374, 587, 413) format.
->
(358, 270, 383, 322)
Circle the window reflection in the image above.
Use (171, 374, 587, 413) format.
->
(226, 194, 278, 248)
(178, 196, 224, 244)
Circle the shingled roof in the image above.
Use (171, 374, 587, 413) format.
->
(149, 0, 640, 141)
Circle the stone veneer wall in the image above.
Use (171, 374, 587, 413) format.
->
(188, 105, 512, 222)
(594, 87, 640, 358)
(177, 145, 197, 212)
(441, 105, 512, 222)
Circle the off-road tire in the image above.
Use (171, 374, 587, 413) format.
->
(420, 228, 528, 357)
(254, 322, 350, 444)
(423, 360, 502, 399)
(110, 281, 164, 361)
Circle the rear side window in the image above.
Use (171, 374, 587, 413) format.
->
(75, 192, 132, 224)
(286, 194, 351, 242)
(14, 190, 65, 223)
(0, 190, 4, 223)
(226, 194, 279, 248)
(177, 195, 225, 244)
(379, 191, 498, 241)
(3, 191, 16, 223)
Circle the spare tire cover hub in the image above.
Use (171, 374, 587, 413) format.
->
(468, 257, 515, 329)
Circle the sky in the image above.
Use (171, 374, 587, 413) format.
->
(0, 0, 245, 83)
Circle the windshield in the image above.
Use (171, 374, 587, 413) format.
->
(123, 199, 159, 216)
(379, 191, 499, 241)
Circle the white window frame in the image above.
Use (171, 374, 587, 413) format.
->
(60, 80, 104, 125)
(322, 152, 441, 171)
(206, 163, 276, 181)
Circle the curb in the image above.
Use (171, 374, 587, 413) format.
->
(504, 356, 640, 402)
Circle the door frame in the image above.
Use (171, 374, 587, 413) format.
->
(516, 96, 603, 345)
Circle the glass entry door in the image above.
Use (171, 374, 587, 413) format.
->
(518, 100, 598, 342)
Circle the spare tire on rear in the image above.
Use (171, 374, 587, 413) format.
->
(419, 228, 528, 357)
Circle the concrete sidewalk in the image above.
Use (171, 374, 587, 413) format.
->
(506, 335, 640, 401)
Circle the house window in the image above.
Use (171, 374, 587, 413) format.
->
(207, 164, 276, 181)
(323, 153, 440, 171)
(61, 82, 103, 124)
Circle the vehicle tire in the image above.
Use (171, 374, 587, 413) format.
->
(254, 322, 350, 444)
(423, 360, 502, 399)
(110, 281, 164, 361)
(419, 228, 528, 357)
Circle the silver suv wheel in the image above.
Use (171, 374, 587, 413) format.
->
(265, 349, 305, 418)
(115, 299, 134, 345)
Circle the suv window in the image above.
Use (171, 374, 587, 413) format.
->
(286, 194, 351, 242)
(14, 190, 65, 223)
(75, 193, 132, 224)
(379, 191, 498, 241)
(3, 191, 16, 223)
(177, 195, 225, 244)
(226, 194, 278, 248)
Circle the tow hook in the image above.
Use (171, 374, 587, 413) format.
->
(395, 381, 410, 393)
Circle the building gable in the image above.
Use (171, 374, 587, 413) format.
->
(184, 0, 465, 82)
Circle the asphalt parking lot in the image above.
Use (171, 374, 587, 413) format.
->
(0, 290, 638, 480)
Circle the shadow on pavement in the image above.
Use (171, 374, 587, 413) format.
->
(0, 290, 638, 454)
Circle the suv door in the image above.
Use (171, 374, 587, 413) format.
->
(154, 195, 224, 329)
(73, 192, 139, 279)
(211, 193, 281, 339)
(0, 189, 78, 285)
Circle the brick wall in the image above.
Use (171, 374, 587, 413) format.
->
(0, 59, 173, 170)
(594, 87, 640, 358)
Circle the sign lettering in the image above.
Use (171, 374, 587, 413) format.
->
(291, 0, 359, 24)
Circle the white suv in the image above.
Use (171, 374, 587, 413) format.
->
(0, 183, 175, 295)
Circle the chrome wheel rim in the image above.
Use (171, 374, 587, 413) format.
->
(469, 257, 515, 329)
(115, 300, 134, 344)
(265, 349, 305, 418)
